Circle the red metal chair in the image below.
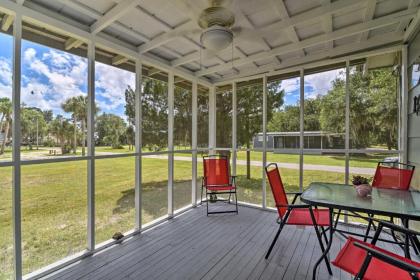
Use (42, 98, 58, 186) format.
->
(201, 154, 238, 215)
(364, 162, 416, 249)
(332, 220, 420, 280)
(265, 163, 332, 275)
(372, 162, 415, 190)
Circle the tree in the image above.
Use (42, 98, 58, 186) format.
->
(0, 98, 12, 155)
(96, 113, 127, 148)
(174, 85, 192, 149)
(236, 81, 284, 178)
(141, 78, 168, 151)
(62, 97, 80, 154)
(50, 115, 73, 154)
(62, 95, 97, 156)
(20, 107, 47, 150)
(126, 125, 135, 151)
(124, 85, 135, 127)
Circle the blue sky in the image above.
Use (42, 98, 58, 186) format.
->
(0, 33, 135, 120)
(0, 32, 343, 118)
(280, 69, 345, 108)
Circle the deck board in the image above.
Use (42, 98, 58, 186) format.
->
(45, 205, 418, 280)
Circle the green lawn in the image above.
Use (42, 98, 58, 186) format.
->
(0, 147, 389, 279)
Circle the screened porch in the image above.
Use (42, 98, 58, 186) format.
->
(0, 0, 420, 279)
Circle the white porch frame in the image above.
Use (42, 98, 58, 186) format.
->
(0, 4, 409, 280)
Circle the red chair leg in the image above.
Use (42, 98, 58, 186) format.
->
(265, 221, 285, 259)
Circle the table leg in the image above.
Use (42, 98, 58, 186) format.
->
(312, 208, 334, 280)
(402, 218, 411, 259)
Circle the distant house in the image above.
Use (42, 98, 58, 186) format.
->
(253, 131, 345, 150)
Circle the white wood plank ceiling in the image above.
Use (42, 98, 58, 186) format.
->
(1, 0, 420, 83)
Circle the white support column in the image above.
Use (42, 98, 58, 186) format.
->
(299, 69, 304, 192)
(262, 76, 267, 209)
(168, 72, 174, 217)
(345, 60, 350, 185)
(12, 13, 22, 280)
(209, 86, 216, 153)
(134, 58, 142, 230)
(401, 45, 408, 164)
(232, 82, 237, 176)
(87, 40, 95, 250)
(192, 80, 198, 206)
(344, 59, 350, 224)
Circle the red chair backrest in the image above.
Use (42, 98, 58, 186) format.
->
(203, 156, 230, 186)
(266, 163, 288, 218)
(372, 162, 415, 190)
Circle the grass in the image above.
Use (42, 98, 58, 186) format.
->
(0, 146, 390, 279)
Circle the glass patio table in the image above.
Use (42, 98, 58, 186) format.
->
(301, 182, 420, 280)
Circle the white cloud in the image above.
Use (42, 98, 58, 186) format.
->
(95, 62, 135, 112)
(21, 47, 88, 113)
(304, 68, 344, 98)
(280, 78, 300, 95)
(0, 57, 12, 98)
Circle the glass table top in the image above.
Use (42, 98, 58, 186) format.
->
(301, 182, 420, 220)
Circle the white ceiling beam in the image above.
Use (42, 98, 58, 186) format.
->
(138, 21, 192, 54)
(112, 54, 129, 65)
(0, 0, 212, 87)
(196, 9, 415, 77)
(90, 0, 141, 34)
(55, 0, 183, 60)
(359, 0, 377, 42)
(404, 6, 420, 42)
(64, 37, 83, 50)
(269, 0, 305, 57)
(321, 0, 333, 49)
(1, 13, 13, 31)
(171, 0, 366, 67)
(215, 33, 403, 83)
(398, 0, 420, 33)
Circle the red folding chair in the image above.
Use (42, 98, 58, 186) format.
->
(372, 162, 415, 190)
(364, 162, 416, 252)
(333, 220, 420, 280)
(265, 163, 332, 275)
(201, 155, 238, 215)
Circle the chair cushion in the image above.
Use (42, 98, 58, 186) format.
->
(205, 185, 236, 191)
(332, 237, 420, 280)
(286, 208, 330, 226)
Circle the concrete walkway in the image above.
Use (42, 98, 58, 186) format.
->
(143, 155, 376, 175)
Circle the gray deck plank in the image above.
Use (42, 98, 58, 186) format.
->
(45, 206, 416, 280)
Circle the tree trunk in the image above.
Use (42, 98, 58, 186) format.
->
(0, 118, 9, 155)
(60, 136, 65, 154)
(81, 120, 86, 156)
(73, 117, 77, 154)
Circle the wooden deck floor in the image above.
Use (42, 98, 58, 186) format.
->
(45, 205, 411, 280)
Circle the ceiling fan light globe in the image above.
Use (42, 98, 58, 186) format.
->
(200, 26, 233, 51)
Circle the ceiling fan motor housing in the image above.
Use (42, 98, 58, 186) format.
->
(198, 5, 235, 51)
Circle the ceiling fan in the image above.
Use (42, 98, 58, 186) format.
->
(172, 0, 273, 59)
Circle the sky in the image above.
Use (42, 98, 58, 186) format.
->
(0, 33, 135, 120)
(0, 32, 343, 119)
(279, 68, 345, 107)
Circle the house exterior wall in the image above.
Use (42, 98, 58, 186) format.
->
(408, 31, 420, 191)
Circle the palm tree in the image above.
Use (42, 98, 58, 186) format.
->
(0, 98, 12, 155)
(62, 95, 97, 156)
(50, 116, 73, 154)
(62, 97, 78, 154)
